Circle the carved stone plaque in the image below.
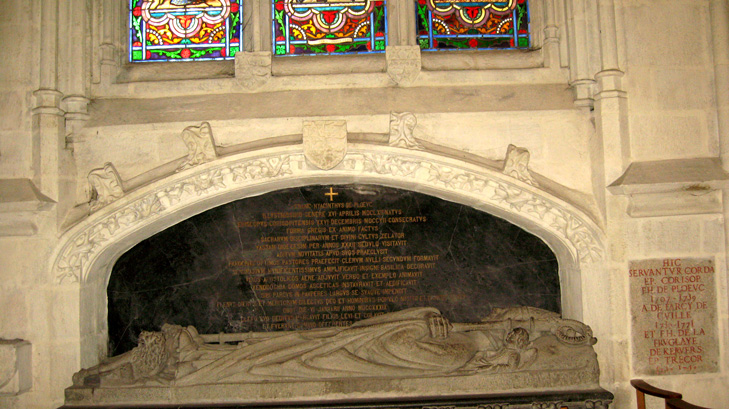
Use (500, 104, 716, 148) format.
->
(303, 120, 347, 170)
(108, 185, 559, 354)
(629, 258, 718, 375)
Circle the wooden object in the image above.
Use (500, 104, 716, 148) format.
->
(631, 379, 682, 409)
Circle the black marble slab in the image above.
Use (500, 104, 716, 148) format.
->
(108, 184, 559, 354)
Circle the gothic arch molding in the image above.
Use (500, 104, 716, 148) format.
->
(51, 144, 605, 327)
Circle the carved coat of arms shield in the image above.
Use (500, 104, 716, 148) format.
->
(303, 120, 347, 170)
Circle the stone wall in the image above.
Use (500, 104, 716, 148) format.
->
(0, 1, 728, 408)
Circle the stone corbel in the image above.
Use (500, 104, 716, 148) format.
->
(608, 158, 729, 217)
(502, 145, 538, 186)
(569, 79, 596, 109)
(389, 112, 423, 150)
(98, 42, 118, 86)
(88, 163, 124, 212)
(177, 122, 219, 172)
(386, 46, 421, 86)
(235, 51, 272, 91)
(63, 96, 91, 136)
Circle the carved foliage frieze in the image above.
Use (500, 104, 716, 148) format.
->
(54, 149, 602, 284)
(347, 152, 603, 264)
(55, 156, 294, 283)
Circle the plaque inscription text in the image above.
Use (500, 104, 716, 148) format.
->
(629, 257, 718, 375)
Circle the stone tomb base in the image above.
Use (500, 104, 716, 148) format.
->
(61, 390, 613, 409)
(63, 374, 612, 408)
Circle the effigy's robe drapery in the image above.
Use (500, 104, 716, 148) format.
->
(66, 307, 608, 407)
(177, 307, 484, 384)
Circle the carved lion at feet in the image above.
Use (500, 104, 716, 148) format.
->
(73, 330, 170, 387)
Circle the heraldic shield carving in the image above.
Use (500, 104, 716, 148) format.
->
(303, 120, 348, 170)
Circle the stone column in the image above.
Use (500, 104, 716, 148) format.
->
(94, 0, 122, 89)
(59, 0, 91, 135)
(32, 0, 65, 203)
(388, 0, 416, 46)
(595, 0, 628, 187)
(246, 0, 271, 52)
(543, 0, 561, 69)
(565, 0, 597, 108)
(588, 0, 628, 391)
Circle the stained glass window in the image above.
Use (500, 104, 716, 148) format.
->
(416, 0, 529, 51)
(129, 0, 242, 62)
(272, 1, 387, 56)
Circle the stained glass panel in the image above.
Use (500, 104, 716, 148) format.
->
(416, 0, 529, 51)
(129, 0, 242, 62)
(272, 1, 387, 56)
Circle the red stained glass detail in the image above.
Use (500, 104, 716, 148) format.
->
(417, 0, 530, 51)
(129, 0, 243, 62)
(272, 0, 387, 56)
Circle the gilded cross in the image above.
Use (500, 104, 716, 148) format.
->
(324, 187, 338, 202)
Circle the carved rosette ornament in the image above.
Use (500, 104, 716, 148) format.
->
(386, 46, 421, 86)
(53, 147, 603, 284)
(177, 122, 218, 172)
(87, 163, 124, 212)
(235, 51, 272, 91)
(303, 120, 348, 170)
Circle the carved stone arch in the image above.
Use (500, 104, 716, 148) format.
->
(50, 144, 605, 360)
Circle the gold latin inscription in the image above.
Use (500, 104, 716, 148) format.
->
(221, 196, 444, 330)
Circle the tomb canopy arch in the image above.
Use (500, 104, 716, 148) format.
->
(52, 143, 604, 339)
